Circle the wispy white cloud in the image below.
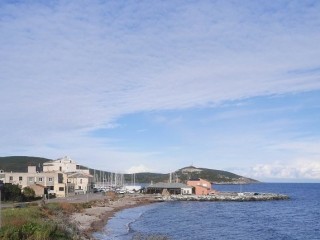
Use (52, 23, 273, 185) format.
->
(0, 1, 320, 177)
(248, 159, 320, 181)
(126, 164, 152, 174)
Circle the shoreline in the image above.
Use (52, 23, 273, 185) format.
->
(68, 191, 289, 239)
(69, 194, 158, 239)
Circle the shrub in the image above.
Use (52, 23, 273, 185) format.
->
(2, 183, 22, 202)
(0, 207, 72, 240)
(23, 187, 35, 201)
(106, 191, 117, 201)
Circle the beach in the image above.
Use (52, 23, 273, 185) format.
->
(68, 193, 158, 239)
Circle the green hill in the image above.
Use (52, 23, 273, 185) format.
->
(0, 156, 52, 172)
(174, 166, 258, 184)
(133, 172, 169, 183)
(123, 166, 258, 184)
(0, 156, 258, 184)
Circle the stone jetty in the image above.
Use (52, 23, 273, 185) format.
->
(160, 192, 289, 202)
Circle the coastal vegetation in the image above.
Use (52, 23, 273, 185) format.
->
(1, 183, 37, 202)
(133, 166, 258, 184)
(0, 201, 92, 240)
(175, 166, 258, 184)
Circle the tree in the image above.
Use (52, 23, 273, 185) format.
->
(2, 183, 22, 201)
(23, 186, 35, 200)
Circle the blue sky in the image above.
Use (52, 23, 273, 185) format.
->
(1, 0, 320, 182)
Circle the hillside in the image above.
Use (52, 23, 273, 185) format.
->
(0, 156, 51, 172)
(132, 166, 258, 184)
(174, 166, 258, 184)
(0, 156, 258, 184)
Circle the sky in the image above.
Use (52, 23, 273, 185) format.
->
(1, 0, 320, 182)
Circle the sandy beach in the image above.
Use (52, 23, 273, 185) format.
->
(69, 193, 158, 239)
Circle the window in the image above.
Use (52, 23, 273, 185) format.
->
(59, 166, 62, 171)
(48, 178, 53, 182)
(28, 177, 34, 182)
(58, 173, 63, 183)
(19, 176, 23, 181)
(9, 176, 13, 181)
(80, 179, 83, 184)
(38, 177, 43, 182)
(59, 187, 64, 191)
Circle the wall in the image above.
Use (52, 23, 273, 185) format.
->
(187, 178, 212, 195)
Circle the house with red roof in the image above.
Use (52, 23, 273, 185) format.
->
(187, 178, 216, 195)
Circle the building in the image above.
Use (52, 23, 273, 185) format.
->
(67, 172, 93, 194)
(146, 182, 193, 195)
(3, 166, 74, 198)
(43, 156, 77, 172)
(43, 156, 93, 194)
(187, 178, 215, 195)
(2, 156, 93, 197)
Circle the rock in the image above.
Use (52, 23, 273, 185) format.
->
(162, 192, 289, 202)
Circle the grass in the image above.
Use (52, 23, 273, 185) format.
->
(0, 202, 92, 240)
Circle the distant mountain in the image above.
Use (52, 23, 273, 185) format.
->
(174, 166, 258, 184)
(131, 166, 259, 184)
(0, 156, 91, 173)
(131, 172, 169, 183)
(0, 156, 258, 184)
(0, 156, 51, 172)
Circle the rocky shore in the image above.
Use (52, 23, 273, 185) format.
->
(161, 192, 289, 202)
(67, 192, 288, 239)
(69, 194, 158, 239)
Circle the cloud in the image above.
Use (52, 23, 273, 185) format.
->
(126, 164, 152, 174)
(249, 160, 320, 180)
(0, 1, 320, 176)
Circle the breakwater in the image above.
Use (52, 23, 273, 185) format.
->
(160, 192, 289, 201)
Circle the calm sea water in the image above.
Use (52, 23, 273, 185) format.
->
(94, 183, 320, 240)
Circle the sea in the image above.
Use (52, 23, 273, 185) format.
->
(93, 183, 320, 240)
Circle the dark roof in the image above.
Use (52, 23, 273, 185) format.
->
(188, 178, 200, 181)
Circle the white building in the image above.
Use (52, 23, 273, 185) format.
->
(3, 166, 74, 198)
(43, 156, 93, 194)
(43, 156, 77, 172)
(67, 172, 93, 194)
(2, 156, 93, 197)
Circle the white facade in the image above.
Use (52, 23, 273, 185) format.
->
(42, 156, 93, 194)
(3, 168, 74, 198)
(67, 172, 93, 194)
(1, 156, 93, 197)
(43, 156, 77, 173)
